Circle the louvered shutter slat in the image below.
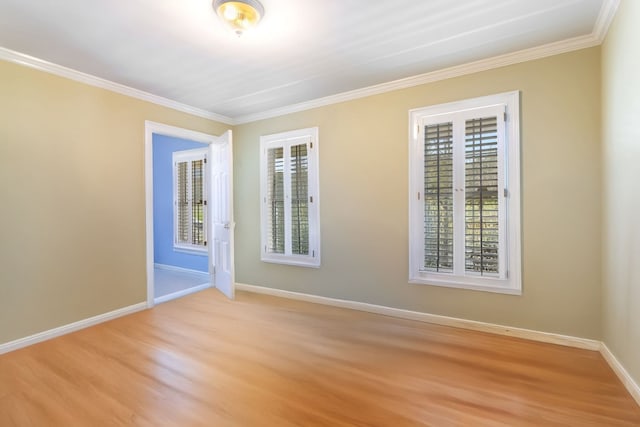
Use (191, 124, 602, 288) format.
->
(465, 116, 499, 276)
(191, 159, 204, 245)
(423, 122, 454, 272)
(290, 143, 309, 255)
(176, 161, 189, 244)
(267, 147, 285, 254)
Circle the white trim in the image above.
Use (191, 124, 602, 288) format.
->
(593, 0, 620, 42)
(0, 0, 618, 125)
(0, 303, 147, 355)
(154, 263, 210, 278)
(154, 282, 211, 305)
(235, 283, 600, 351)
(600, 343, 640, 407)
(145, 121, 217, 308)
(145, 122, 236, 305)
(239, 283, 640, 405)
(234, 34, 600, 124)
(259, 127, 321, 268)
(408, 92, 521, 294)
(145, 121, 220, 145)
(172, 147, 208, 253)
(0, 47, 234, 125)
(173, 247, 208, 256)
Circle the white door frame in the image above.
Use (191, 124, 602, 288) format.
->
(144, 121, 232, 307)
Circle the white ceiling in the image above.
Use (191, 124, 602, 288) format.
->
(0, 0, 611, 123)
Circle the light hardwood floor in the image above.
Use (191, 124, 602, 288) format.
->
(1, 289, 639, 426)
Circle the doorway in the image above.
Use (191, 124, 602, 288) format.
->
(144, 121, 235, 307)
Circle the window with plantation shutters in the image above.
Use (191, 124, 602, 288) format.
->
(409, 92, 521, 294)
(173, 148, 207, 253)
(260, 127, 320, 267)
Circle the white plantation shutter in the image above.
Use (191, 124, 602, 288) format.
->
(191, 158, 205, 245)
(261, 128, 320, 267)
(290, 143, 309, 255)
(464, 116, 500, 276)
(176, 160, 190, 245)
(423, 122, 454, 272)
(410, 92, 521, 294)
(266, 147, 285, 254)
(173, 148, 207, 252)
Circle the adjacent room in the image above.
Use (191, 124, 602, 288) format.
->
(1, 0, 639, 425)
(152, 133, 211, 303)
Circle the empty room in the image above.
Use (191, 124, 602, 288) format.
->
(1, 0, 639, 425)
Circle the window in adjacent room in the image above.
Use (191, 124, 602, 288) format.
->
(173, 148, 207, 253)
(409, 91, 521, 294)
(260, 127, 320, 267)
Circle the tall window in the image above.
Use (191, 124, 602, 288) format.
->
(260, 127, 320, 267)
(173, 148, 207, 253)
(409, 92, 521, 294)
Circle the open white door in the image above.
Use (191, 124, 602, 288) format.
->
(208, 130, 235, 299)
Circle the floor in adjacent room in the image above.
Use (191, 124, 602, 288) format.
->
(154, 267, 209, 301)
(1, 289, 639, 426)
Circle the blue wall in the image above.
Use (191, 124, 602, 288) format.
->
(153, 133, 209, 272)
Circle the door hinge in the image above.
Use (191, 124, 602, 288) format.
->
(310, 196, 313, 203)
(204, 200, 207, 206)
(418, 192, 421, 200)
(310, 142, 313, 149)
(204, 157, 207, 164)
(504, 188, 509, 198)
(504, 112, 507, 122)
(312, 250, 315, 257)
(204, 241, 207, 246)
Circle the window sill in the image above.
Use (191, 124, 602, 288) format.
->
(261, 255, 320, 268)
(174, 246, 208, 256)
(409, 275, 521, 295)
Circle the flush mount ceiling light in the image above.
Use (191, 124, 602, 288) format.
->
(213, 0, 265, 37)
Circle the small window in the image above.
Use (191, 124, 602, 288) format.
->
(409, 92, 521, 294)
(173, 148, 207, 254)
(260, 127, 320, 267)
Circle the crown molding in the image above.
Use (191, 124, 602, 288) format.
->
(235, 0, 619, 124)
(593, 0, 620, 42)
(0, 46, 235, 125)
(1, 0, 619, 126)
(235, 33, 600, 124)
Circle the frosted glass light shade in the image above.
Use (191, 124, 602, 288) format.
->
(213, 0, 265, 36)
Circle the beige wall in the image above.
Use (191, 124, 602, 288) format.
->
(602, 0, 640, 385)
(0, 60, 229, 344)
(235, 47, 602, 339)
(0, 45, 605, 346)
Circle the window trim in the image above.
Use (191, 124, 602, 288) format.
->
(172, 147, 208, 254)
(260, 127, 321, 268)
(408, 91, 521, 295)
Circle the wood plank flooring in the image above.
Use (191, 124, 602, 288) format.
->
(1, 289, 639, 426)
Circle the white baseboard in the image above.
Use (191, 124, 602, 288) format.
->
(3, 282, 637, 409)
(154, 282, 211, 304)
(600, 343, 640, 406)
(234, 283, 601, 351)
(235, 283, 640, 407)
(0, 302, 147, 355)
(154, 263, 209, 278)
